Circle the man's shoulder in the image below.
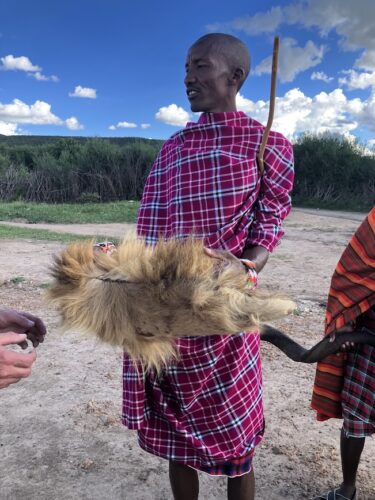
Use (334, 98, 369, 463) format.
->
(267, 129, 293, 150)
(241, 116, 292, 148)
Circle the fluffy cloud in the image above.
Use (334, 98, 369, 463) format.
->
(254, 38, 326, 83)
(29, 71, 59, 82)
(288, 0, 375, 71)
(236, 86, 375, 139)
(207, 6, 283, 36)
(209, 0, 375, 75)
(0, 54, 58, 82)
(0, 122, 19, 135)
(155, 104, 191, 126)
(339, 70, 375, 90)
(141, 123, 151, 129)
(355, 50, 375, 72)
(311, 71, 334, 83)
(65, 117, 84, 130)
(0, 98, 83, 133)
(69, 85, 97, 99)
(0, 99, 61, 125)
(0, 55, 40, 72)
(109, 121, 137, 130)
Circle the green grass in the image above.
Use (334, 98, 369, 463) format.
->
(10, 276, 25, 284)
(0, 201, 139, 224)
(0, 225, 118, 243)
(293, 197, 371, 213)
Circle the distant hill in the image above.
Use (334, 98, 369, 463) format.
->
(0, 134, 164, 148)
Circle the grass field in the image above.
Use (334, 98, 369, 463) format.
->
(0, 225, 118, 243)
(0, 201, 139, 224)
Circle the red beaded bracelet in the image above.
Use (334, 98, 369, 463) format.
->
(239, 259, 257, 288)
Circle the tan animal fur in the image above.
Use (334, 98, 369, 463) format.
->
(48, 237, 295, 372)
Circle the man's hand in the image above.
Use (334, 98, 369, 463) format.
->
(0, 308, 46, 348)
(204, 245, 269, 274)
(204, 247, 243, 267)
(0, 332, 37, 389)
(328, 324, 356, 354)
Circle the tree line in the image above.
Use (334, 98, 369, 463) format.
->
(0, 134, 373, 209)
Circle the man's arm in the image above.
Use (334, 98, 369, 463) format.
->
(246, 137, 294, 257)
(241, 245, 269, 273)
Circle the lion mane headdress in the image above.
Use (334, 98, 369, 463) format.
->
(48, 237, 296, 372)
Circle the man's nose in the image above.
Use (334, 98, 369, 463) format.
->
(184, 69, 196, 86)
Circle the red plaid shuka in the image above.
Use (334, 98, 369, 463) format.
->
(311, 208, 375, 421)
(122, 111, 294, 473)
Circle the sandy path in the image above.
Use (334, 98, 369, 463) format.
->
(0, 208, 373, 500)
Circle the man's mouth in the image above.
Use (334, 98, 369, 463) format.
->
(186, 89, 200, 99)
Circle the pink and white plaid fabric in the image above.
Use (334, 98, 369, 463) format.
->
(122, 111, 294, 470)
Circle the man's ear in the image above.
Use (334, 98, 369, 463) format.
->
(229, 67, 245, 89)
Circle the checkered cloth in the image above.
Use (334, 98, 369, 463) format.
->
(341, 308, 375, 437)
(122, 111, 294, 472)
(312, 208, 375, 422)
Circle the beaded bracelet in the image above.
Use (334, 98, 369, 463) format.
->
(239, 259, 258, 289)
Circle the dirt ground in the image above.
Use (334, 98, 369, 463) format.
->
(0, 208, 373, 500)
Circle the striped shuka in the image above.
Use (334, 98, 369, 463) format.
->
(311, 208, 375, 420)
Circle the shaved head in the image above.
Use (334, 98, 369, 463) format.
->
(191, 33, 250, 91)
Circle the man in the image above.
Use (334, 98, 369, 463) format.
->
(0, 307, 46, 389)
(122, 33, 294, 500)
(312, 208, 375, 500)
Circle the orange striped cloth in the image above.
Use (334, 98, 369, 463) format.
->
(311, 208, 375, 420)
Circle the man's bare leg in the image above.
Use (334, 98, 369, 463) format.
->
(169, 461, 199, 500)
(337, 428, 365, 498)
(227, 469, 255, 500)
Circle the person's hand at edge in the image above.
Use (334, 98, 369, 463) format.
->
(0, 332, 37, 389)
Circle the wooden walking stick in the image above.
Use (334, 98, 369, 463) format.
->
(257, 36, 280, 175)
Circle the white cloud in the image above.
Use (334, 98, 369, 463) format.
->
(311, 71, 334, 83)
(29, 71, 59, 82)
(210, 1, 375, 73)
(109, 121, 137, 130)
(0, 98, 83, 132)
(155, 104, 191, 127)
(207, 6, 283, 36)
(0, 121, 19, 135)
(254, 38, 326, 83)
(141, 123, 151, 129)
(0, 55, 41, 72)
(65, 117, 84, 130)
(0, 99, 62, 125)
(0, 54, 58, 82)
(117, 121, 137, 128)
(236, 86, 375, 139)
(69, 85, 97, 99)
(339, 69, 375, 90)
(355, 50, 375, 72)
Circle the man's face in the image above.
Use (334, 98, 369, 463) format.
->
(184, 42, 236, 113)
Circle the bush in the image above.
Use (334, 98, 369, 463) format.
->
(0, 133, 373, 210)
(293, 134, 375, 210)
(0, 137, 162, 203)
(77, 192, 101, 203)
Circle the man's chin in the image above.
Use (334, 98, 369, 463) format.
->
(189, 101, 204, 113)
(188, 98, 219, 113)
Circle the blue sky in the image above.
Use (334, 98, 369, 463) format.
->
(1, 0, 375, 146)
